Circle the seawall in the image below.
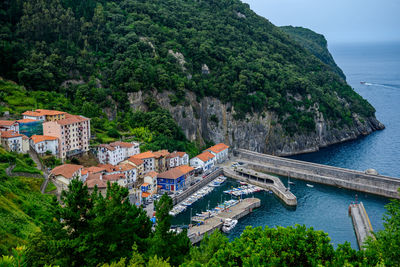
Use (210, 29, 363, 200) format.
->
(349, 202, 374, 249)
(236, 149, 400, 199)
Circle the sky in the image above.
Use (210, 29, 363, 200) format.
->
(241, 0, 400, 44)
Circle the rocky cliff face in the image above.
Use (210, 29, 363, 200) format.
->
(128, 90, 385, 156)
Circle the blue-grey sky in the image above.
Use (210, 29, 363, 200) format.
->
(242, 0, 400, 43)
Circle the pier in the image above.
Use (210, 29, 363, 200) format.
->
(188, 198, 261, 244)
(223, 167, 297, 206)
(349, 202, 374, 249)
(235, 149, 400, 199)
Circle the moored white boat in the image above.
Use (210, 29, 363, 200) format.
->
(222, 218, 238, 233)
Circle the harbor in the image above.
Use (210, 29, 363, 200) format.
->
(187, 198, 261, 244)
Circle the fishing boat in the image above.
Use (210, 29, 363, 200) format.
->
(222, 218, 238, 233)
(306, 184, 314, 188)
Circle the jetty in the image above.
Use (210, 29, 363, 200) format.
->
(188, 198, 260, 244)
(223, 167, 297, 206)
(235, 149, 400, 199)
(349, 202, 374, 249)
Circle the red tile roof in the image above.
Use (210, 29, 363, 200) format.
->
(142, 183, 150, 186)
(146, 171, 158, 178)
(22, 111, 42, 117)
(0, 131, 22, 138)
(110, 141, 135, 148)
(142, 192, 151, 198)
(17, 119, 37, 123)
(99, 144, 116, 151)
(85, 173, 107, 188)
(103, 173, 125, 181)
(131, 151, 156, 159)
(56, 114, 89, 126)
(167, 151, 186, 159)
(195, 151, 215, 162)
(84, 166, 106, 174)
(0, 120, 16, 126)
(51, 164, 83, 179)
(127, 157, 144, 166)
(157, 166, 192, 180)
(117, 163, 136, 171)
(207, 143, 229, 153)
(153, 150, 170, 158)
(97, 164, 119, 173)
(35, 109, 66, 116)
(30, 135, 58, 144)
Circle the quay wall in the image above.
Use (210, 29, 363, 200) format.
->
(349, 202, 374, 249)
(172, 168, 223, 205)
(236, 149, 400, 199)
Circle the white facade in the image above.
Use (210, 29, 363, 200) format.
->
(142, 158, 155, 173)
(30, 138, 59, 156)
(0, 121, 19, 133)
(23, 114, 45, 121)
(97, 142, 140, 166)
(189, 156, 215, 172)
(0, 132, 26, 153)
(206, 144, 229, 163)
(167, 152, 189, 169)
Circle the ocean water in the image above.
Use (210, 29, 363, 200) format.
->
(173, 42, 399, 249)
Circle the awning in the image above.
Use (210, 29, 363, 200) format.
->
(142, 192, 151, 198)
(142, 183, 150, 186)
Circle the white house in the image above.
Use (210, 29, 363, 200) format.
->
(116, 163, 137, 187)
(166, 151, 189, 169)
(21, 110, 46, 121)
(97, 141, 140, 165)
(205, 143, 229, 163)
(143, 171, 158, 195)
(50, 164, 83, 192)
(130, 151, 156, 173)
(30, 135, 59, 156)
(189, 151, 215, 172)
(0, 120, 19, 133)
(0, 131, 28, 153)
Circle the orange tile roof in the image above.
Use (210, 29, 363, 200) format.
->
(17, 119, 37, 123)
(146, 171, 158, 178)
(131, 151, 155, 160)
(157, 166, 189, 180)
(176, 165, 194, 175)
(110, 141, 135, 148)
(0, 120, 16, 126)
(195, 151, 215, 162)
(117, 163, 136, 171)
(55, 115, 89, 126)
(30, 135, 58, 144)
(142, 183, 150, 186)
(35, 109, 66, 116)
(99, 144, 116, 151)
(84, 166, 106, 174)
(153, 150, 170, 158)
(85, 173, 107, 188)
(22, 111, 42, 117)
(0, 131, 22, 138)
(51, 164, 83, 179)
(167, 151, 186, 158)
(103, 173, 125, 181)
(127, 157, 144, 166)
(22, 135, 29, 140)
(207, 143, 229, 153)
(142, 192, 151, 198)
(97, 164, 118, 173)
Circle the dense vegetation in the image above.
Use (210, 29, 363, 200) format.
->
(280, 26, 346, 80)
(0, 78, 201, 157)
(1, 171, 399, 266)
(1, 0, 376, 136)
(0, 148, 52, 255)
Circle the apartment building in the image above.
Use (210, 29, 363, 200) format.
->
(166, 151, 189, 169)
(97, 141, 140, 165)
(22, 109, 66, 121)
(43, 114, 90, 160)
(0, 120, 19, 133)
(30, 135, 59, 156)
(205, 143, 229, 163)
(130, 151, 156, 173)
(0, 131, 29, 153)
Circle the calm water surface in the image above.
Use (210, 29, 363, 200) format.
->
(174, 42, 400, 249)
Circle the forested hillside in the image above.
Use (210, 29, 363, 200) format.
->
(280, 26, 346, 80)
(1, 0, 376, 141)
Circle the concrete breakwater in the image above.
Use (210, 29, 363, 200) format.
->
(349, 202, 374, 249)
(188, 198, 261, 244)
(236, 149, 400, 199)
(223, 167, 297, 206)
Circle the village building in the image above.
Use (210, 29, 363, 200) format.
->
(205, 143, 229, 163)
(30, 135, 59, 156)
(189, 151, 216, 172)
(153, 150, 170, 172)
(157, 165, 194, 192)
(116, 163, 137, 187)
(84, 173, 107, 196)
(0, 120, 19, 133)
(0, 131, 29, 153)
(130, 151, 156, 173)
(43, 114, 90, 160)
(97, 141, 140, 165)
(142, 171, 158, 196)
(22, 109, 66, 122)
(166, 151, 189, 169)
(17, 119, 43, 137)
(50, 164, 83, 191)
(124, 157, 145, 179)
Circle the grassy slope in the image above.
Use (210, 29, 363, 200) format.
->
(0, 147, 53, 255)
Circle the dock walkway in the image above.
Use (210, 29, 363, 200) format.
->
(223, 167, 297, 206)
(349, 202, 374, 249)
(188, 198, 260, 244)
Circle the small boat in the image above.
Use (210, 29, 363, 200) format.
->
(239, 181, 247, 185)
(222, 218, 238, 233)
(306, 184, 314, 188)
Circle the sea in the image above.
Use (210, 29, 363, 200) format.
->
(173, 42, 400, 249)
